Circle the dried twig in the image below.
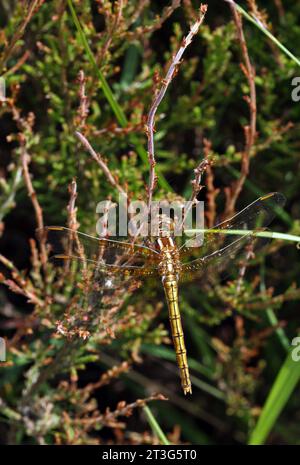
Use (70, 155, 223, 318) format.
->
(224, 2, 256, 217)
(246, 0, 283, 68)
(6, 96, 47, 272)
(73, 394, 167, 430)
(93, 121, 145, 137)
(146, 4, 208, 209)
(20, 141, 47, 272)
(63, 178, 83, 277)
(0, 254, 43, 306)
(127, 0, 150, 28)
(183, 0, 199, 21)
(124, 0, 181, 40)
(83, 361, 131, 394)
(75, 70, 89, 130)
(76, 131, 126, 195)
(180, 158, 209, 231)
(247, 0, 268, 26)
(236, 242, 255, 293)
(67, 179, 79, 231)
(189, 160, 209, 207)
(3, 50, 30, 77)
(0, 0, 44, 74)
(203, 139, 219, 228)
(96, 0, 124, 67)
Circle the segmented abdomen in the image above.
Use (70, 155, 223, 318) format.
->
(163, 277, 192, 395)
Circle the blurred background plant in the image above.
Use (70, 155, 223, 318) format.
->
(0, 0, 300, 445)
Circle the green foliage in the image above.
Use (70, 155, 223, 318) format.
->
(0, 0, 300, 445)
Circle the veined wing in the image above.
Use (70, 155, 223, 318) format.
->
(180, 192, 286, 277)
(40, 226, 159, 277)
(39, 226, 159, 338)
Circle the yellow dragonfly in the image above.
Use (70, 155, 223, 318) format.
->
(43, 192, 285, 395)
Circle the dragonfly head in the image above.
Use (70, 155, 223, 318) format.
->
(153, 217, 177, 251)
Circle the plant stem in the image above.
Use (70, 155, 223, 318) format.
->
(226, 1, 300, 67)
(67, 0, 171, 191)
(143, 405, 170, 445)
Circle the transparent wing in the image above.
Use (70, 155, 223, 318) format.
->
(39, 226, 159, 338)
(180, 192, 286, 279)
(39, 226, 159, 276)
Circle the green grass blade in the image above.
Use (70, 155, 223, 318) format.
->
(232, 1, 300, 67)
(248, 348, 300, 445)
(67, 0, 127, 125)
(143, 405, 170, 445)
(260, 264, 290, 352)
(265, 308, 290, 352)
(185, 229, 300, 244)
(67, 0, 171, 191)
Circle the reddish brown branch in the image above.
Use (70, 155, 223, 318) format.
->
(73, 394, 167, 430)
(224, 3, 257, 217)
(124, 0, 181, 40)
(83, 361, 131, 394)
(20, 138, 47, 273)
(76, 131, 126, 196)
(75, 70, 89, 130)
(0, 0, 44, 74)
(180, 158, 209, 230)
(273, 0, 285, 17)
(146, 4, 208, 208)
(0, 254, 43, 306)
(67, 179, 79, 231)
(203, 139, 219, 228)
(3, 50, 30, 77)
(96, 0, 124, 67)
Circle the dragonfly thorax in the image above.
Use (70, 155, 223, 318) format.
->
(156, 237, 181, 281)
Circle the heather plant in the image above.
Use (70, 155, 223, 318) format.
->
(0, 0, 300, 445)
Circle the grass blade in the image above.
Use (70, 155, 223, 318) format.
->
(260, 264, 290, 353)
(67, 0, 127, 125)
(248, 348, 300, 445)
(185, 229, 300, 244)
(143, 405, 170, 445)
(231, 1, 300, 67)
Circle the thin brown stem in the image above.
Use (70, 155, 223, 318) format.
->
(73, 394, 167, 430)
(203, 139, 219, 228)
(274, 0, 285, 17)
(224, 2, 256, 217)
(146, 4, 208, 209)
(2, 50, 30, 77)
(75, 70, 89, 130)
(97, 0, 124, 67)
(179, 158, 209, 231)
(0, 0, 44, 74)
(67, 179, 79, 231)
(124, 0, 181, 40)
(76, 131, 126, 196)
(20, 141, 47, 273)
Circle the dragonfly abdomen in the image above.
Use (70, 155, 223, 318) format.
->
(162, 276, 192, 395)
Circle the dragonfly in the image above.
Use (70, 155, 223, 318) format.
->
(43, 192, 285, 395)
